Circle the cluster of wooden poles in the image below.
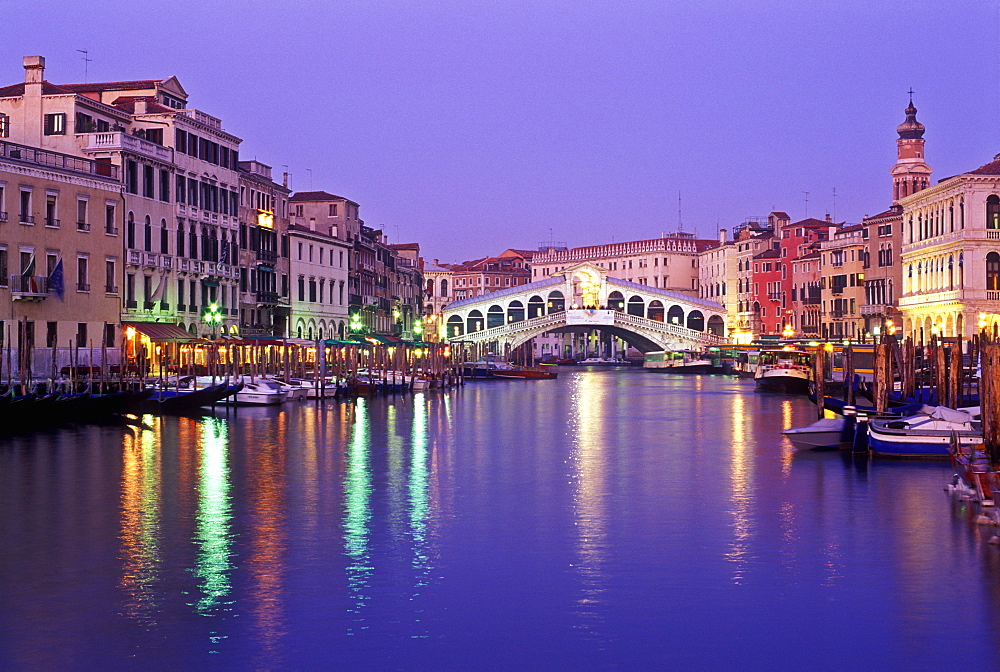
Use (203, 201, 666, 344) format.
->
(815, 333, 1000, 466)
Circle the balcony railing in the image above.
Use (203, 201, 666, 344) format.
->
(19, 214, 34, 225)
(9, 275, 49, 299)
(105, 284, 118, 294)
(105, 225, 118, 235)
(81, 132, 173, 162)
(127, 250, 141, 266)
(126, 300, 137, 309)
(1, 140, 119, 180)
(77, 220, 90, 232)
(255, 249, 278, 264)
(45, 217, 59, 228)
(255, 290, 280, 305)
(0, 211, 7, 222)
(76, 282, 90, 292)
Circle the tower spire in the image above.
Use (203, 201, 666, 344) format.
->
(890, 94, 931, 204)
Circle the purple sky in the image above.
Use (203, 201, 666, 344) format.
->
(5, 1, 999, 262)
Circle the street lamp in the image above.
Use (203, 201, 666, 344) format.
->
(781, 324, 794, 339)
(413, 318, 424, 337)
(349, 312, 365, 333)
(202, 302, 223, 339)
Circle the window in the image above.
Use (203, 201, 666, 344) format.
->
(329, 203, 338, 216)
(43, 113, 66, 135)
(297, 275, 305, 301)
(105, 259, 117, 293)
(76, 256, 89, 292)
(0, 247, 6, 286)
(77, 199, 88, 230)
(45, 194, 58, 227)
(160, 219, 169, 253)
(0, 113, 7, 137)
(143, 216, 152, 252)
(988, 196, 1000, 230)
(987, 252, 1000, 290)
(76, 323, 87, 348)
(105, 204, 117, 234)
(143, 165, 155, 198)
(159, 170, 170, 202)
(125, 160, 138, 195)
(46, 322, 57, 348)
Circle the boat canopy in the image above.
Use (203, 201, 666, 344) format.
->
(123, 321, 198, 343)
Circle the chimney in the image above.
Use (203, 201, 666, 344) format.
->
(135, 98, 148, 115)
(825, 213, 832, 223)
(282, 171, 289, 188)
(309, 217, 316, 231)
(23, 56, 44, 84)
(719, 228, 727, 244)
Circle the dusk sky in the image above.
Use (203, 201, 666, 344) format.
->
(5, 1, 999, 262)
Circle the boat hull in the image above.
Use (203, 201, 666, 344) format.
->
(868, 424, 981, 458)
(755, 371, 811, 394)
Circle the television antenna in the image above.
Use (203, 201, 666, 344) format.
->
(76, 49, 91, 83)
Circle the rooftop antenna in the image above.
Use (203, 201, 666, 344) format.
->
(803, 191, 810, 218)
(306, 168, 313, 190)
(281, 164, 289, 189)
(832, 186, 837, 221)
(76, 49, 91, 83)
(677, 190, 683, 234)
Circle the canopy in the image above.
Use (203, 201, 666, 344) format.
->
(349, 333, 403, 345)
(124, 321, 197, 343)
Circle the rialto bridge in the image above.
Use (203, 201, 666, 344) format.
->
(438, 262, 727, 352)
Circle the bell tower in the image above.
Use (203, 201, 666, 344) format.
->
(890, 92, 932, 203)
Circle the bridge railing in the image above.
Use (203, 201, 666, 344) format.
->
(448, 312, 564, 342)
(614, 312, 727, 344)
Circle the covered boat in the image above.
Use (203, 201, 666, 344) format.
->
(868, 405, 982, 458)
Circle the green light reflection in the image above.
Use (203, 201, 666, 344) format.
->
(409, 392, 430, 596)
(192, 416, 234, 643)
(344, 398, 373, 629)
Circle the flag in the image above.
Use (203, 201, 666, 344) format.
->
(48, 258, 64, 299)
(219, 244, 228, 264)
(151, 271, 167, 301)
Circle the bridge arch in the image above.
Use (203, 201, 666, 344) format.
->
(648, 300, 664, 322)
(547, 290, 565, 313)
(687, 310, 704, 331)
(508, 300, 525, 323)
(447, 315, 464, 337)
(667, 305, 684, 325)
(707, 315, 725, 336)
(468, 310, 485, 333)
(487, 305, 504, 328)
(627, 295, 645, 316)
(528, 295, 545, 318)
(608, 291, 625, 311)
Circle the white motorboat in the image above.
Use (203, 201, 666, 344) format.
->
(234, 378, 288, 405)
(578, 357, 627, 366)
(782, 417, 850, 450)
(272, 378, 309, 401)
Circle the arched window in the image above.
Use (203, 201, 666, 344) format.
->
(126, 211, 136, 249)
(507, 300, 525, 323)
(487, 305, 504, 328)
(989, 196, 1000, 230)
(987, 252, 1000, 291)
(686, 310, 705, 331)
(667, 305, 684, 325)
(426, 279, 434, 296)
(627, 295, 645, 317)
(607, 291, 625, 311)
(144, 215, 152, 251)
(648, 300, 664, 322)
(546, 290, 565, 313)
(447, 315, 464, 337)
(160, 218, 169, 253)
(527, 295, 545, 318)
(440, 278, 448, 297)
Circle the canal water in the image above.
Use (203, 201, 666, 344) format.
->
(1, 369, 998, 669)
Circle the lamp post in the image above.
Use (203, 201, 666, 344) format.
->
(202, 302, 223, 380)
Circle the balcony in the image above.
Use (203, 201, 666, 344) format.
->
(19, 214, 34, 225)
(76, 282, 90, 292)
(45, 218, 60, 228)
(105, 225, 118, 235)
(1, 139, 119, 180)
(0, 211, 7, 222)
(177, 303, 186, 312)
(105, 284, 118, 294)
(9, 275, 48, 300)
(255, 249, 278, 264)
(81, 132, 173, 162)
(160, 255, 173, 270)
(829, 309, 846, 318)
(159, 301, 170, 311)
(860, 304, 891, 315)
(143, 252, 159, 268)
(127, 250, 141, 266)
(126, 299, 137, 309)
(144, 300, 155, 310)
(76, 220, 90, 232)
(255, 290, 280, 305)
(801, 296, 822, 305)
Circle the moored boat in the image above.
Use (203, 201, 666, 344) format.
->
(868, 405, 981, 458)
(754, 349, 812, 393)
(644, 350, 715, 374)
(490, 366, 558, 380)
(783, 416, 854, 450)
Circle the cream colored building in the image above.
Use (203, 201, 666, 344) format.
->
(897, 154, 1000, 342)
(698, 229, 737, 331)
(287, 222, 350, 340)
(530, 234, 711, 295)
(0, 140, 122, 372)
(819, 224, 866, 339)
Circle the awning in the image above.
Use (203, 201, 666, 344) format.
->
(124, 321, 197, 343)
(350, 333, 403, 345)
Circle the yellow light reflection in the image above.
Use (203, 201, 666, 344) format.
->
(119, 419, 162, 624)
(568, 371, 609, 614)
(780, 399, 795, 477)
(726, 391, 752, 583)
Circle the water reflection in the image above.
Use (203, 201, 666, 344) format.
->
(344, 398, 373, 630)
(192, 417, 234, 648)
(409, 392, 431, 603)
(725, 391, 753, 583)
(119, 419, 162, 625)
(568, 372, 609, 620)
